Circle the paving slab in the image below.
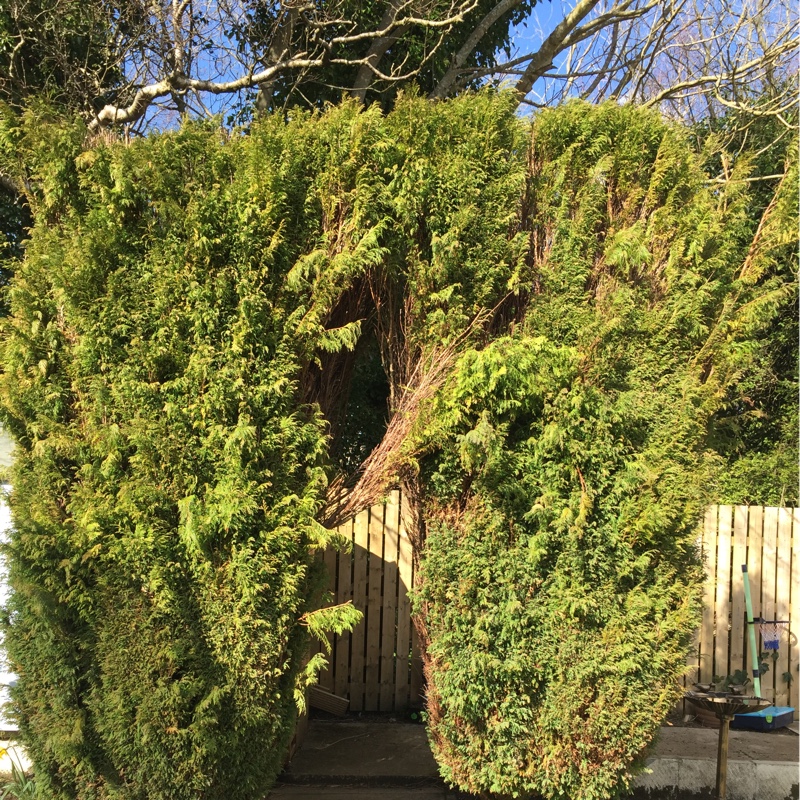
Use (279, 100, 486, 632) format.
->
(653, 725, 799, 762)
(284, 722, 439, 781)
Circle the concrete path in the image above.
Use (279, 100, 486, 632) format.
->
(274, 720, 799, 800)
(638, 726, 799, 800)
(654, 725, 798, 763)
(283, 722, 439, 783)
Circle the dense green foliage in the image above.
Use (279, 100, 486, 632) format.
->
(0, 111, 367, 800)
(412, 103, 795, 799)
(0, 93, 794, 800)
(0, 0, 124, 290)
(699, 114, 799, 506)
(0, 92, 530, 799)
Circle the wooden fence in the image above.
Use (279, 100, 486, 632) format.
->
(686, 505, 798, 716)
(314, 501, 798, 718)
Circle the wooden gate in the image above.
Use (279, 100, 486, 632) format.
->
(312, 489, 424, 711)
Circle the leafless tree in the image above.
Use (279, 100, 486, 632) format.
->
(1, 0, 797, 133)
(85, 0, 484, 131)
(501, 0, 798, 126)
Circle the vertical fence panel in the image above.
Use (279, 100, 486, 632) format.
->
(775, 508, 792, 708)
(334, 518, 354, 699)
(379, 491, 400, 711)
(318, 545, 337, 693)
(349, 510, 369, 711)
(364, 503, 385, 711)
(395, 493, 414, 709)
(307, 548, 327, 687)
(714, 506, 732, 680)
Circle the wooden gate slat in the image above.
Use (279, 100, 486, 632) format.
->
(364, 502, 385, 711)
(334, 519, 354, 699)
(395, 492, 414, 710)
(318, 545, 337, 692)
(380, 491, 400, 710)
(349, 509, 369, 711)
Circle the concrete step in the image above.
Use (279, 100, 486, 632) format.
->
(281, 721, 799, 800)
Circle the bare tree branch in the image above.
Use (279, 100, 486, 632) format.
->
(4, 0, 796, 134)
(430, 0, 523, 99)
(85, 0, 479, 129)
(513, 0, 604, 99)
(641, 38, 797, 108)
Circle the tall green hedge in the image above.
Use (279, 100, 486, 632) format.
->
(0, 120, 338, 800)
(412, 103, 793, 799)
(0, 93, 529, 799)
(0, 95, 792, 800)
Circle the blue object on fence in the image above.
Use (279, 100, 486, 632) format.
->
(731, 706, 794, 731)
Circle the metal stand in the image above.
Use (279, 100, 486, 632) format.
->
(684, 691, 770, 800)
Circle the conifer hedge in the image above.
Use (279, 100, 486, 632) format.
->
(0, 95, 791, 799)
(0, 119, 346, 800)
(412, 103, 793, 799)
(0, 93, 529, 799)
